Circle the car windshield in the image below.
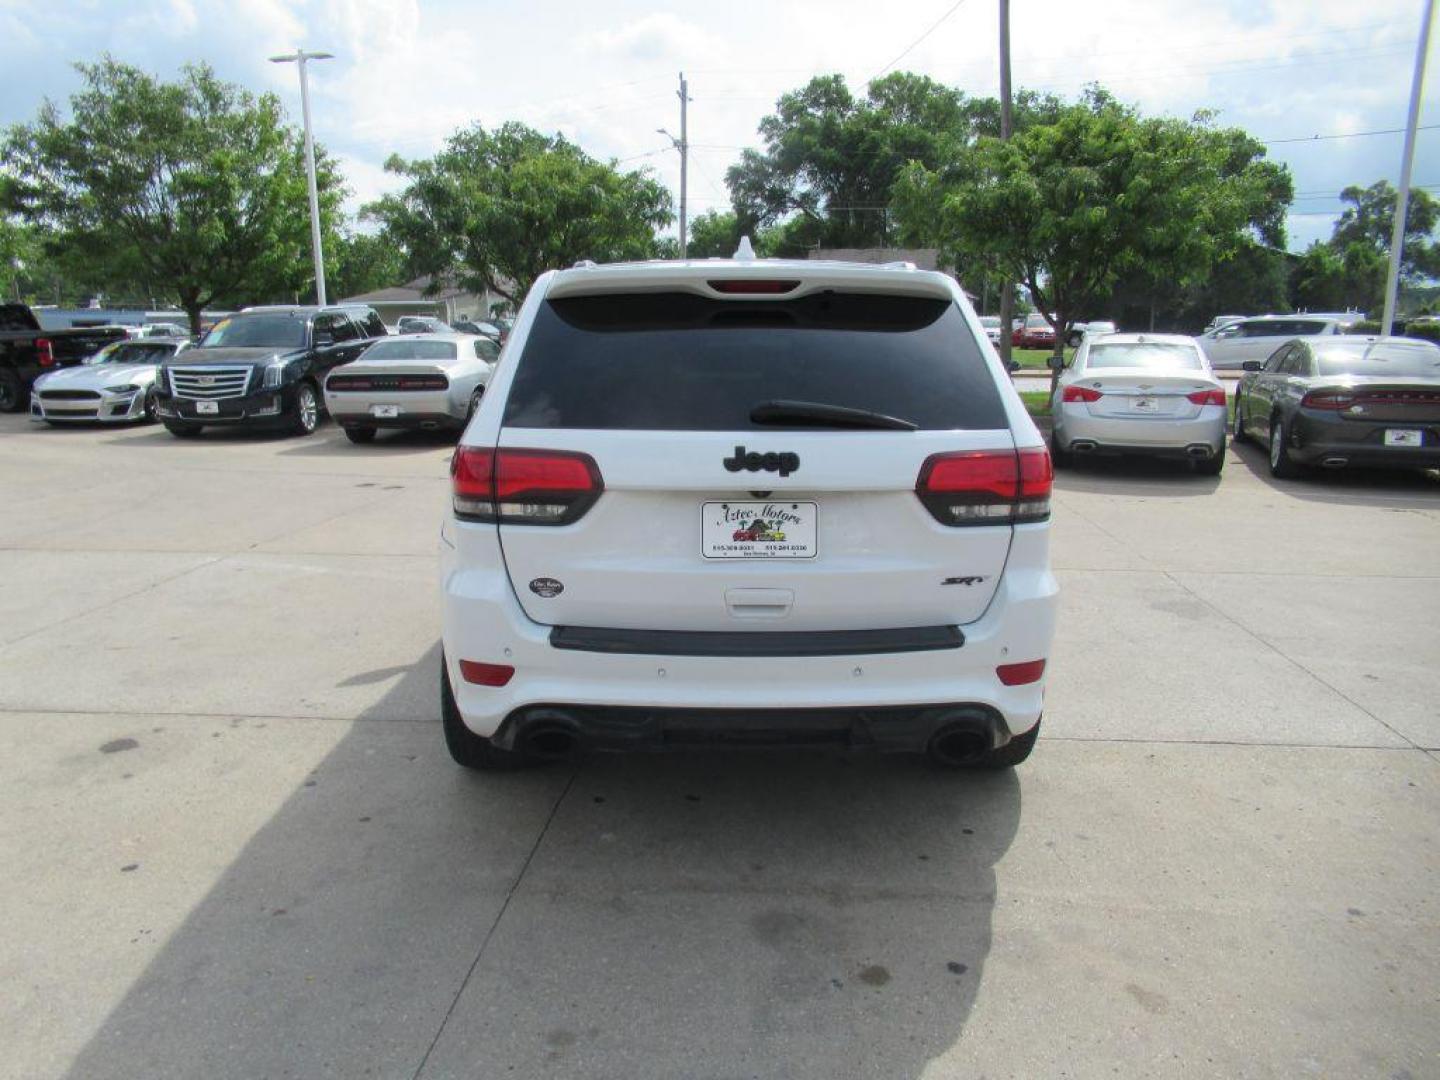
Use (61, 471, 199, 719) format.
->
(199, 315, 307, 349)
(92, 342, 176, 364)
(1024, 315, 1049, 328)
(1086, 343, 1203, 370)
(979, 316, 1000, 327)
(1315, 347, 1440, 378)
(361, 339, 457, 361)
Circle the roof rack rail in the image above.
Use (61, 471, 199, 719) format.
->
(881, 260, 917, 270)
(572, 259, 597, 270)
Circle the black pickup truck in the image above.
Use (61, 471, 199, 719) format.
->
(0, 304, 130, 412)
(153, 304, 387, 437)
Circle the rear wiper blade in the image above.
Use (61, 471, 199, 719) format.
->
(749, 399, 919, 431)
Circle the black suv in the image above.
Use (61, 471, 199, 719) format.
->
(154, 305, 386, 437)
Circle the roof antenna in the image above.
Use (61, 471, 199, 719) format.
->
(733, 236, 756, 262)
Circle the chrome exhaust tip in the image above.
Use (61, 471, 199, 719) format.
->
(1322, 456, 1348, 469)
(1186, 444, 1213, 459)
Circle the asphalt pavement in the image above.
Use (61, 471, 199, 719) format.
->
(0, 412, 1437, 1079)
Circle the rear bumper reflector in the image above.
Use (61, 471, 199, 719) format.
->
(548, 625, 963, 658)
(996, 659, 1046, 685)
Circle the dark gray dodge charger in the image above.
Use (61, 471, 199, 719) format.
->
(1233, 336, 1440, 477)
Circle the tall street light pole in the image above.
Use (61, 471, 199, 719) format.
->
(997, 0, 1014, 369)
(1381, 0, 1436, 333)
(270, 48, 334, 306)
(658, 72, 691, 259)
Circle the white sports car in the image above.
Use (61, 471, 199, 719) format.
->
(30, 337, 190, 425)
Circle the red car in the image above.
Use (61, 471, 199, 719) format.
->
(1013, 314, 1056, 349)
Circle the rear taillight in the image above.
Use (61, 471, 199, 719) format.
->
(1061, 385, 1102, 403)
(916, 447, 1052, 526)
(1187, 388, 1226, 407)
(1301, 390, 1354, 410)
(36, 338, 54, 367)
(451, 447, 603, 525)
(997, 659, 1046, 686)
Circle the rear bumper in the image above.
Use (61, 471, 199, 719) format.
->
(1055, 404, 1226, 456)
(1289, 413, 1440, 468)
(439, 519, 1057, 752)
(324, 387, 467, 428)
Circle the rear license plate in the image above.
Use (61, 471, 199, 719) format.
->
(1131, 396, 1157, 411)
(195, 400, 219, 415)
(1384, 429, 1422, 447)
(703, 501, 817, 559)
(371, 404, 401, 419)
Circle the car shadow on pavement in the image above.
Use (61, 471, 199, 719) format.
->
(62, 644, 1021, 1080)
(1052, 452, 1222, 497)
(276, 426, 461, 459)
(1229, 436, 1440, 506)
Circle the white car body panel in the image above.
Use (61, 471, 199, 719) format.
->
(29, 343, 182, 423)
(1198, 316, 1343, 369)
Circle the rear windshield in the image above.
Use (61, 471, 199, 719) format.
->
(362, 339, 457, 361)
(1315, 346, 1440, 378)
(503, 291, 1006, 431)
(1085, 343, 1203, 370)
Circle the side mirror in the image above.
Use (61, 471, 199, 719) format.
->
(313, 330, 335, 348)
(1241, 360, 1262, 372)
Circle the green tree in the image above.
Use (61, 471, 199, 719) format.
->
(726, 73, 1059, 248)
(365, 122, 672, 305)
(686, 209, 742, 258)
(1332, 180, 1440, 280)
(2, 58, 342, 334)
(326, 228, 408, 301)
(895, 90, 1292, 385)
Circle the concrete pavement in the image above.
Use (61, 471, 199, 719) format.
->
(0, 413, 1437, 1079)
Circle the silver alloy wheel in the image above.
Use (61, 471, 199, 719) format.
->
(1269, 421, 1283, 469)
(298, 385, 318, 431)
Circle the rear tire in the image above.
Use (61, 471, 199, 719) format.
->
(163, 420, 203, 438)
(1268, 415, 1301, 479)
(344, 426, 377, 444)
(0, 368, 24, 413)
(1232, 399, 1247, 444)
(1194, 445, 1225, 476)
(970, 720, 1040, 769)
(440, 653, 538, 770)
(1050, 431, 1069, 469)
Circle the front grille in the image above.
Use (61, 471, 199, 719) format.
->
(45, 407, 99, 417)
(169, 366, 252, 400)
(327, 373, 449, 392)
(39, 389, 101, 401)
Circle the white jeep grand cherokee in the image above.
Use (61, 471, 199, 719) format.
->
(438, 253, 1057, 770)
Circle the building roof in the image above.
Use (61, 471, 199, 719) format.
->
(341, 275, 479, 304)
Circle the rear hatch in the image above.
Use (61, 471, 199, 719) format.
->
(483, 281, 1034, 633)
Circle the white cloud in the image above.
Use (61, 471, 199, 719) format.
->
(588, 13, 706, 61)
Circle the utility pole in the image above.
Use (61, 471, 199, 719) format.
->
(1382, 0, 1436, 334)
(997, 0, 1014, 367)
(270, 48, 334, 306)
(660, 74, 691, 258)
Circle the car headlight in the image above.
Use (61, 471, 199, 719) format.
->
(107, 384, 139, 395)
(263, 362, 285, 389)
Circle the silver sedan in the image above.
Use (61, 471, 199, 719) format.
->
(1050, 333, 1228, 475)
(323, 333, 500, 444)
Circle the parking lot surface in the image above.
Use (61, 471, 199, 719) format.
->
(2, 413, 1438, 1079)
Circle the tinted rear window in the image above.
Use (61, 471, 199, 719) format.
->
(503, 291, 1006, 431)
(1085, 343, 1203, 370)
(1315, 346, 1440, 378)
(363, 339, 457, 361)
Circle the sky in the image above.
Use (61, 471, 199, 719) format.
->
(2, 0, 1437, 254)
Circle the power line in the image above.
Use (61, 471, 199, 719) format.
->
(871, 0, 974, 83)
(1263, 124, 1440, 145)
